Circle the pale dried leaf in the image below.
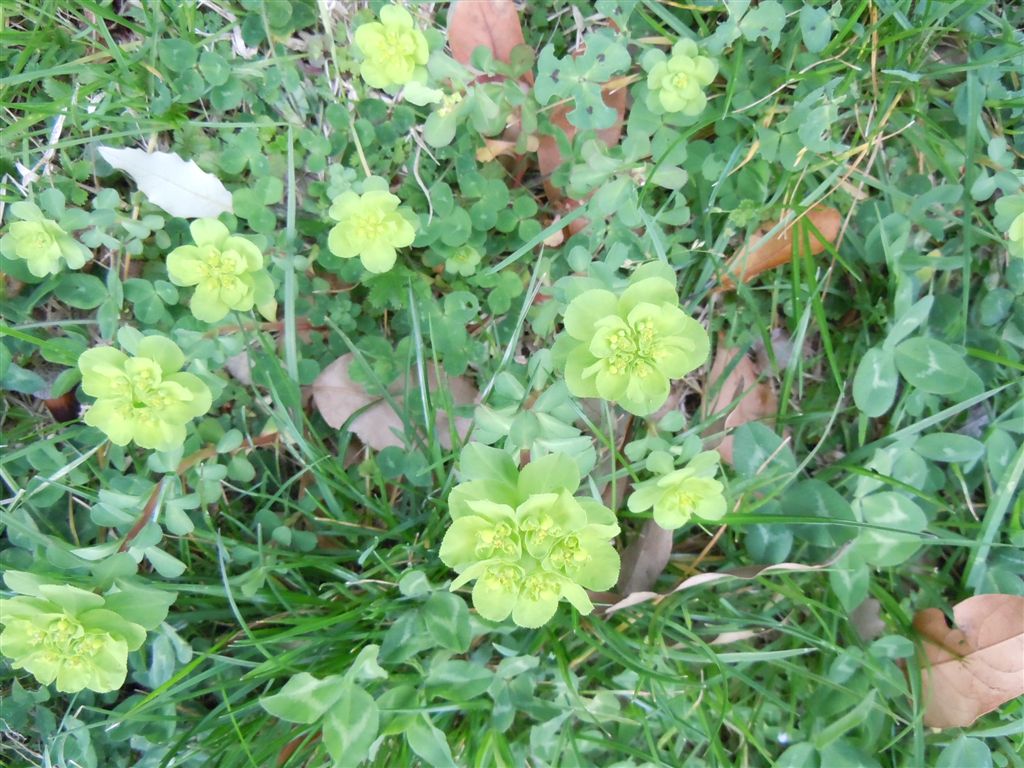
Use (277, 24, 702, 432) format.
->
(719, 206, 841, 290)
(616, 520, 674, 596)
(913, 594, 1024, 729)
(701, 342, 778, 465)
(605, 548, 845, 616)
(850, 598, 886, 642)
(98, 146, 233, 218)
(311, 354, 475, 451)
(447, 0, 527, 71)
(475, 135, 539, 163)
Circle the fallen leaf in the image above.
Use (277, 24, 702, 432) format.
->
(447, 0, 529, 78)
(476, 135, 539, 163)
(605, 548, 846, 616)
(850, 598, 886, 642)
(615, 520, 674, 596)
(701, 341, 778, 466)
(98, 146, 233, 218)
(719, 206, 841, 290)
(913, 594, 1024, 729)
(311, 354, 475, 451)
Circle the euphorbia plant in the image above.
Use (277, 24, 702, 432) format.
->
(628, 450, 727, 530)
(353, 4, 429, 89)
(326, 176, 417, 273)
(440, 444, 620, 628)
(555, 263, 710, 416)
(78, 334, 212, 452)
(643, 38, 718, 116)
(0, 202, 90, 277)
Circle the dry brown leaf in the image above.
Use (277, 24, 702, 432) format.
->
(701, 342, 778, 466)
(913, 594, 1024, 729)
(476, 135, 539, 163)
(615, 520, 674, 596)
(605, 548, 846, 616)
(719, 206, 841, 290)
(447, 0, 529, 80)
(311, 353, 475, 451)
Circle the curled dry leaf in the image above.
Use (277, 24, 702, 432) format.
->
(605, 547, 846, 616)
(913, 594, 1024, 729)
(719, 206, 841, 290)
(311, 353, 475, 451)
(701, 341, 778, 466)
(447, 0, 530, 82)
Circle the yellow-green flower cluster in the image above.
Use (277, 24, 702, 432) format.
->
(78, 335, 212, 452)
(327, 178, 417, 273)
(166, 218, 276, 323)
(353, 4, 429, 89)
(994, 194, 1024, 259)
(440, 445, 620, 628)
(646, 38, 718, 116)
(445, 244, 481, 276)
(556, 264, 710, 416)
(0, 575, 173, 694)
(627, 450, 727, 530)
(0, 203, 89, 277)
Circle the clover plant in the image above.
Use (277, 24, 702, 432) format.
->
(440, 445, 620, 628)
(353, 4, 429, 89)
(166, 218, 277, 322)
(78, 335, 212, 451)
(555, 264, 710, 416)
(628, 450, 727, 530)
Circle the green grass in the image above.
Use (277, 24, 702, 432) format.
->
(2, 1, 1023, 767)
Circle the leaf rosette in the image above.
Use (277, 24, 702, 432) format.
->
(628, 450, 727, 530)
(327, 177, 417, 273)
(353, 4, 429, 90)
(166, 218, 277, 322)
(555, 264, 710, 416)
(78, 335, 212, 451)
(440, 445, 620, 628)
(644, 38, 718, 116)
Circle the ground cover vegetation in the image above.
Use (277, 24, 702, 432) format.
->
(1, 1, 1023, 766)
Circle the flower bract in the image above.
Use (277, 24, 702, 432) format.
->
(439, 445, 620, 628)
(353, 4, 429, 89)
(556, 265, 710, 416)
(166, 218, 277, 323)
(78, 335, 212, 451)
(445, 244, 481, 276)
(628, 450, 727, 530)
(646, 38, 718, 116)
(0, 578, 171, 694)
(327, 182, 417, 273)
(0, 213, 89, 278)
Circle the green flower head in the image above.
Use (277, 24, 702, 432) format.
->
(0, 584, 145, 694)
(353, 4, 429, 89)
(646, 38, 718, 116)
(628, 450, 727, 530)
(327, 180, 417, 273)
(78, 335, 213, 452)
(557, 266, 710, 416)
(166, 218, 277, 323)
(994, 194, 1024, 259)
(445, 244, 482, 276)
(0, 210, 89, 278)
(440, 445, 620, 629)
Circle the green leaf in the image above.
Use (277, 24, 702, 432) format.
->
(739, 1, 786, 49)
(937, 736, 992, 768)
(426, 660, 494, 701)
(55, 273, 108, 309)
(799, 5, 832, 53)
(422, 591, 471, 653)
(458, 443, 518, 487)
(259, 672, 346, 724)
(158, 38, 198, 73)
(104, 584, 176, 630)
(406, 715, 455, 767)
(198, 50, 230, 86)
(852, 346, 899, 417)
(894, 337, 971, 395)
(322, 684, 379, 767)
(883, 295, 934, 351)
(855, 492, 927, 567)
(913, 433, 984, 463)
